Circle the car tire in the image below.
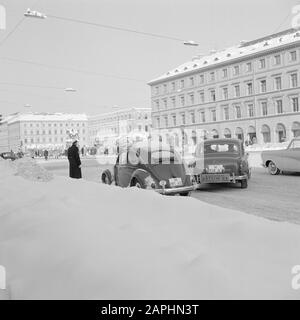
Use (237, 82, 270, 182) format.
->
(101, 170, 112, 185)
(240, 179, 248, 189)
(132, 178, 145, 189)
(180, 192, 191, 196)
(268, 161, 280, 175)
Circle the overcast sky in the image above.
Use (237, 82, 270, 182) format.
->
(0, 0, 299, 116)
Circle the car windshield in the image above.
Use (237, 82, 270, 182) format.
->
(197, 142, 240, 155)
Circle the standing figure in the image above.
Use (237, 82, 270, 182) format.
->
(67, 140, 82, 179)
(44, 149, 49, 161)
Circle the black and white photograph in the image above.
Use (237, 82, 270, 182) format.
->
(0, 0, 300, 303)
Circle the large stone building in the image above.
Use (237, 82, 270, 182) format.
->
(0, 113, 88, 153)
(148, 28, 300, 146)
(88, 107, 152, 148)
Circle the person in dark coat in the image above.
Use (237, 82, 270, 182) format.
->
(44, 149, 49, 160)
(67, 141, 82, 179)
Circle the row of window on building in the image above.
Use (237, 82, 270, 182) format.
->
(155, 97, 299, 128)
(22, 122, 86, 128)
(23, 129, 86, 135)
(23, 136, 86, 144)
(153, 72, 299, 110)
(153, 50, 299, 96)
(161, 122, 300, 146)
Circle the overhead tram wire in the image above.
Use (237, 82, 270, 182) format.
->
(0, 57, 147, 83)
(0, 0, 42, 47)
(0, 17, 26, 48)
(0, 81, 64, 90)
(272, 11, 293, 34)
(46, 14, 190, 43)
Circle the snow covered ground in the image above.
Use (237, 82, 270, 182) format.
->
(0, 158, 300, 299)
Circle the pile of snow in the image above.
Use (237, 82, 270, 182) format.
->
(0, 160, 300, 299)
(3, 158, 53, 182)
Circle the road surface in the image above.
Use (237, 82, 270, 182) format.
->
(41, 157, 300, 225)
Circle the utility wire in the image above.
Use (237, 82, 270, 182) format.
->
(47, 14, 189, 43)
(0, 81, 64, 90)
(0, 0, 41, 47)
(272, 11, 292, 34)
(0, 57, 147, 83)
(0, 17, 26, 47)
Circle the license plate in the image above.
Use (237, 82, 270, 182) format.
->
(207, 165, 225, 173)
(200, 174, 231, 183)
(169, 177, 183, 187)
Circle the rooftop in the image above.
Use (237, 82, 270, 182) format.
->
(89, 107, 151, 120)
(2, 113, 88, 124)
(148, 28, 300, 85)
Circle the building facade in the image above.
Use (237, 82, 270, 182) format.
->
(0, 113, 89, 153)
(88, 108, 152, 148)
(148, 28, 300, 146)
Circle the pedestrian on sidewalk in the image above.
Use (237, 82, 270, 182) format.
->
(44, 149, 49, 161)
(67, 140, 82, 179)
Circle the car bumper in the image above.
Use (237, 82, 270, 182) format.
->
(194, 173, 248, 184)
(156, 184, 197, 195)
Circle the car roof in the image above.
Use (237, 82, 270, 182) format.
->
(131, 142, 176, 152)
(203, 138, 241, 144)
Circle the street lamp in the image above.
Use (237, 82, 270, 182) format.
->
(24, 8, 47, 19)
(183, 40, 199, 47)
(64, 88, 77, 92)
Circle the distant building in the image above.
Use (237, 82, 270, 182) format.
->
(148, 28, 300, 146)
(88, 108, 152, 148)
(0, 113, 88, 153)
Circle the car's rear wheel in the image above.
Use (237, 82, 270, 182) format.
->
(240, 179, 248, 189)
(180, 191, 191, 196)
(101, 170, 112, 185)
(131, 178, 145, 189)
(268, 161, 280, 175)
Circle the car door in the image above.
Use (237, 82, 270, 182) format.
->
(283, 140, 300, 172)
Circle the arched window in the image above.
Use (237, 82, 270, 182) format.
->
(247, 126, 257, 144)
(191, 130, 197, 145)
(292, 122, 300, 137)
(276, 123, 286, 143)
(224, 128, 231, 138)
(211, 129, 219, 139)
(235, 127, 244, 141)
(261, 125, 271, 143)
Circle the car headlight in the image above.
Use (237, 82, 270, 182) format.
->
(144, 175, 156, 189)
(159, 180, 167, 188)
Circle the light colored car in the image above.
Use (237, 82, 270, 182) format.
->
(261, 138, 300, 175)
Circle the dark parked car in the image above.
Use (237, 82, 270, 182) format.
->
(190, 138, 251, 189)
(261, 138, 300, 175)
(101, 144, 196, 196)
(0, 151, 18, 161)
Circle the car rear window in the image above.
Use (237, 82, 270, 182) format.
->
(150, 150, 181, 164)
(197, 142, 239, 155)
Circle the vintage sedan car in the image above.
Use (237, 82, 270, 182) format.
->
(101, 144, 197, 196)
(0, 151, 18, 161)
(190, 138, 251, 189)
(261, 137, 300, 175)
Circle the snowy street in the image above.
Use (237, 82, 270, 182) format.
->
(1, 158, 300, 300)
(41, 154, 300, 225)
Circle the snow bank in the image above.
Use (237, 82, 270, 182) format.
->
(0, 159, 299, 300)
(0, 158, 53, 182)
